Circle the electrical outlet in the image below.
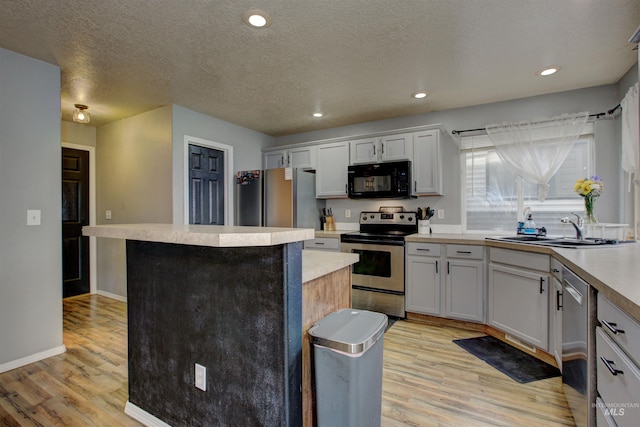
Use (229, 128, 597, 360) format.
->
(105, 210, 112, 220)
(27, 210, 41, 226)
(195, 363, 206, 391)
(345, 209, 351, 218)
(437, 209, 445, 219)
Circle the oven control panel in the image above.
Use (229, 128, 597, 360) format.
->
(359, 211, 417, 225)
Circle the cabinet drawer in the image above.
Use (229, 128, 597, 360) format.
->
(596, 327, 640, 426)
(489, 247, 549, 272)
(407, 242, 441, 257)
(304, 237, 339, 251)
(550, 257, 563, 281)
(599, 295, 640, 366)
(445, 244, 484, 260)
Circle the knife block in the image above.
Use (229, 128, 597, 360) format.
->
(324, 215, 336, 231)
(418, 220, 431, 234)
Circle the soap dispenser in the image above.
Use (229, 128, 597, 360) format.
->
(523, 214, 537, 235)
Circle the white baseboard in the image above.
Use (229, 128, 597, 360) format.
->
(125, 402, 172, 427)
(97, 290, 127, 303)
(0, 345, 66, 374)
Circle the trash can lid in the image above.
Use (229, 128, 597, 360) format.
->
(308, 309, 388, 354)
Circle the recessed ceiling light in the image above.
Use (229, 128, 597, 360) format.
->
(537, 67, 559, 76)
(412, 92, 428, 99)
(243, 9, 272, 28)
(313, 112, 323, 118)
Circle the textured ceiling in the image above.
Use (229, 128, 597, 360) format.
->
(1, 0, 639, 136)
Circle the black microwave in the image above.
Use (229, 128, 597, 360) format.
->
(348, 160, 412, 199)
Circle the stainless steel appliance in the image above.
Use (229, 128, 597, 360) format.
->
(340, 207, 417, 317)
(347, 161, 412, 199)
(235, 168, 325, 228)
(562, 266, 596, 427)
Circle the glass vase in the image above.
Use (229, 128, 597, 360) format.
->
(584, 194, 598, 224)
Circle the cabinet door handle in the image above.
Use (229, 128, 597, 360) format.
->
(456, 250, 472, 254)
(447, 261, 450, 274)
(416, 248, 430, 252)
(287, 154, 291, 165)
(414, 181, 417, 192)
(600, 356, 624, 376)
(373, 145, 376, 156)
(556, 290, 563, 310)
(601, 319, 625, 335)
(539, 277, 545, 294)
(435, 260, 438, 274)
(381, 142, 385, 154)
(315, 242, 325, 245)
(345, 184, 348, 194)
(552, 268, 560, 273)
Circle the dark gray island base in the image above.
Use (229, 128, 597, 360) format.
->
(125, 240, 302, 426)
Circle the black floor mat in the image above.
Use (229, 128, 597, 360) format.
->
(453, 335, 560, 384)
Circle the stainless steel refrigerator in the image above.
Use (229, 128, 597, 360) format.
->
(235, 168, 325, 228)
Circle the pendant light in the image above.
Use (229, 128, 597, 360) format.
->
(73, 104, 90, 123)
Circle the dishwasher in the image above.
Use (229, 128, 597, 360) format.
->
(562, 266, 596, 427)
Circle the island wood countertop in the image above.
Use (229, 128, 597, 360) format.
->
(83, 223, 315, 247)
(302, 249, 358, 283)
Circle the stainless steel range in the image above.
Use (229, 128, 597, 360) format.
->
(340, 207, 417, 318)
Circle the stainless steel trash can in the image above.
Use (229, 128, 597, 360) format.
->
(308, 308, 388, 427)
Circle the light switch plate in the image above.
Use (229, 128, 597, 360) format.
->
(27, 210, 41, 226)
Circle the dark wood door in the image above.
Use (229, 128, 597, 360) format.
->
(189, 144, 225, 225)
(62, 147, 90, 297)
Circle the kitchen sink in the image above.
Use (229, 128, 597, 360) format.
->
(493, 235, 556, 242)
(487, 236, 629, 248)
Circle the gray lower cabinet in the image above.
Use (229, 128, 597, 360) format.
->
(488, 248, 549, 351)
(406, 242, 485, 322)
(406, 242, 442, 316)
(550, 257, 563, 368)
(596, 295, 640, 426)
(444, 245, 485, 322)
(303, 237, 340, 251)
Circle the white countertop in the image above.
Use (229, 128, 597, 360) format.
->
(302, 250, 358, 283)
(551, 244, 640, 321)
(82, 223, 315, 247)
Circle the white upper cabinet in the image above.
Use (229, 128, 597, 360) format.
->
(350, 134, 413, 165)
(263, 146, 317, 170)
(289, 146, 316, 169)
(316, 142, 349, 198)
(350, 137, 379, 164)
(379, 133, 413, 162)
(263, 150, 288, 169)
(412, 130, 443, 195)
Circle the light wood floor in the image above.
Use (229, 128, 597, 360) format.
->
(0, 295, 575, 426)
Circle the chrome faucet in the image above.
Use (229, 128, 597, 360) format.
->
(561, 213, 584, 240)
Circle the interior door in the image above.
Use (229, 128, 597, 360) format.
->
(189, 144, 225, 225)
(62, 147, 90, 297)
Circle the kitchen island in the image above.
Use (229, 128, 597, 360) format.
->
(83, 224, 357, 427)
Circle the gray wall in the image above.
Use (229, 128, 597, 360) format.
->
(0, 48, 63, 367)
(95, 105, 174, 298)
(276, 84, 634, 228)
(93, 104, 275, 298)
(171, 104, 275, 224)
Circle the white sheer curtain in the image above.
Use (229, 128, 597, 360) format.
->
(621, 82, 640, 189)
(486, 112, 589, 201)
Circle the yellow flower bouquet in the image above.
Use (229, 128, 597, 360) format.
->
(574, 176, 603, 223)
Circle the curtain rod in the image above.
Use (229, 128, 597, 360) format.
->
(451, 104, 622, 136)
